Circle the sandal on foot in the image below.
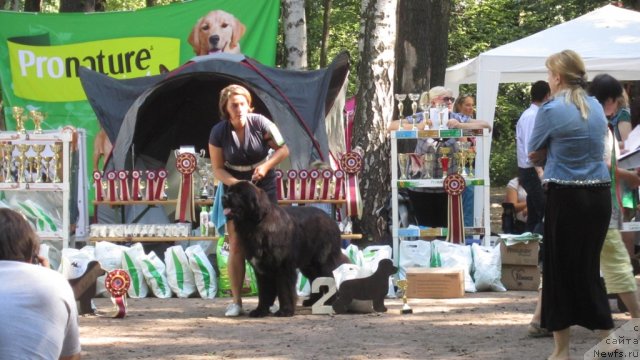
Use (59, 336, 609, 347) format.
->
(527, 322, 552, 338)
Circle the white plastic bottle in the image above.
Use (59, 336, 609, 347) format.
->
(200, 206, 209, 236)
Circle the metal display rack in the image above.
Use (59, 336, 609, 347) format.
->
(389, 128, 491, 265)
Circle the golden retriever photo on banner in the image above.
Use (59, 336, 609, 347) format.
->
(188, 9, 246, 55)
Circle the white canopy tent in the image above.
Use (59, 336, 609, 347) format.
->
(444, 4, 640, 227)
(445, 4, 640, 127)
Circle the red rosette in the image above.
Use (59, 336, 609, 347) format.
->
(275, 169, 284, 179)
(340, 152, 363, 174)
(443, 174, 466, 196)
(131, 170, 141, 179)
(105, 269, 131, 297)
(157, 168, 168, 179)
(93, 171, 102, 181)
(322, 169, 333, 179)
(146, 170, 157, 181)
(299, 170, 309, 180)
(334, 169, 345, 179)
(287, 169, 298, 179)
(176, 153, 197, 174)
(117, 170, 127, 180)
(310, 169, 320, 179)
(106, 171, 117, 181)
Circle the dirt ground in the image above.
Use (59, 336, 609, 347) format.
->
(76, 188, 633, 359)
(80, 293, 632, 360)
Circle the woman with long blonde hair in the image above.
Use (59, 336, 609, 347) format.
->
(529, 50, 613, 360)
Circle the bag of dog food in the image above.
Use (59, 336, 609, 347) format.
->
(471, 243, 506, 292)
(165, 245, 197, 298)
(60, 246, 96, 280)
(185, 244, 217, 299)
(432, 240, 476, 292)
(215, 236, 258, 297)
(398, 240, 431, 280)
(95, 241, 128, 297)
(342, 243, 364, 266)
(138, 251, 172, 298)
(296, 271, 311, 297)
(121, 243, 149, 298)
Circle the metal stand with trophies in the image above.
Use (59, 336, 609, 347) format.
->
(0, 108, 82, 248)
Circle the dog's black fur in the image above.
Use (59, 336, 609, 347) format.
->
(222, 181, 350, 317)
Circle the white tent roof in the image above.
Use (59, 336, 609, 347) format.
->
(444, 4, 640, 188)
(445, 4, 640, 123)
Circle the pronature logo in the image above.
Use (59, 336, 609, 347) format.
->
(8, 37, 180, 102)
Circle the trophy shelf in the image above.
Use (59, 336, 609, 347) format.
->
(389, 127, 491, 266)
(397, 178, 484, 189)
(89, 235, 218, 243)
(0, 128, 76, 249)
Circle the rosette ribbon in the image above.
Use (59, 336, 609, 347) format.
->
(287, 169, 298, 200)
(444, 174, 466, 244)
(93, 171, 103, 202)
(299, 170, 309, 199)
(339, 152, 363, 218)
(155, 169, 168, 200)
(275, 169, 284, 200)
(320, 169, 333, 200)
(131, 170, 141, 201)
(333, 170, 345, 201)
(104, 269, 131, 318)
(106, 170, 117, 202)
(309, 170, 320, 200)
(117, 170, 129, 201)
(145, 170, 157, 201)
(175, 153, 196, 223)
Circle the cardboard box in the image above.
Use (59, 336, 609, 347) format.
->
(405, 267, 465, 299)
(500, 241, 540, 266)
(501, 264, 540, 291)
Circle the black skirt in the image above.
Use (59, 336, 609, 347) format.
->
(540, 183, 613, 331)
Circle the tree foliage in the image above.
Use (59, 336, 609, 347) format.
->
(447, 0, 616, 185)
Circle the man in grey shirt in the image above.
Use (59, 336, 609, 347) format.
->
(0, 208, 81, 360)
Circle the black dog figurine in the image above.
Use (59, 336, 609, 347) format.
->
(332, 259, 397, 314)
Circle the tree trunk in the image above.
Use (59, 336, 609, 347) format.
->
(426, 0, 451, 86)
(24, 0, 41, 12)
(282, 0, 308, 69)
(395, 0, 451, 90)
(393, 0, 450, 153)
(60, 0, 96, 12)
(319, 0, 332, 68)
(352, 0, 397, 243)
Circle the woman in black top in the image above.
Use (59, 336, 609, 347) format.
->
(209, 84, 289, 317)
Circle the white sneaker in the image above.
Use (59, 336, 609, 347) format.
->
(225, 303, 243, 317)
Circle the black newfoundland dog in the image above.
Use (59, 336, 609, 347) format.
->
(222, 181, 350, 317)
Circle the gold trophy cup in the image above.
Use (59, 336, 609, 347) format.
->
(51, 143, 62, 183)
(32, 144, 46, 183)
(16, 144, 30, 183)
(397, 279, 413, 314)
(12, 107, 26, 135)
(29, 110, 44, 134)
(2, 143, 15, 183)
(468, 149, 476, 178)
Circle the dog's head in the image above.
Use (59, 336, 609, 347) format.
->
(188, 10, 246, 56)
(376, 259, 398, 277)
(222, 181, 271, 222)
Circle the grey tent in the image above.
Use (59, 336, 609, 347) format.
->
(80, 52, 350, 226)
(80, 52, 350, 171)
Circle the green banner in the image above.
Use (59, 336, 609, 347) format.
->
(0, 0, 279, 206)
